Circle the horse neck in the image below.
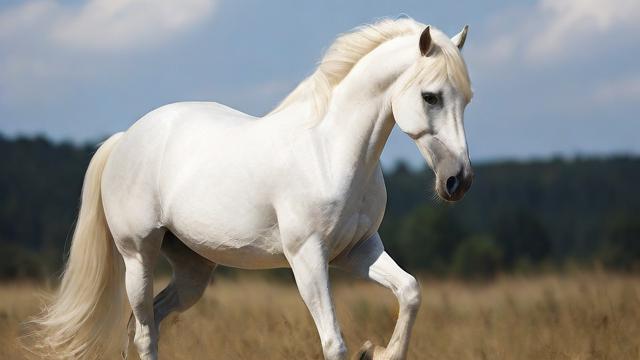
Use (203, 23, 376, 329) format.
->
(317, 93, 393, 183)
(317, 35, 416, 184)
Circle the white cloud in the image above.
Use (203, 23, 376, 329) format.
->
(475, 0, 640, 66)
(528, 0, 640, 59)
(52, 0, 215, 51)
(0, 0, 215, 51)
(0, 0, 216, 104)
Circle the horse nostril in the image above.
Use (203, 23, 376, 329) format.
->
(446, 175, 459, 196)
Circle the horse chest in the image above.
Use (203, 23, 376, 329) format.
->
(300, 176, 387, 258)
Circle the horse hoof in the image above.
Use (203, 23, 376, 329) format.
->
(353, 340, 385, 360)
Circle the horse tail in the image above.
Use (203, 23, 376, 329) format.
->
(25, 132, 128, 359)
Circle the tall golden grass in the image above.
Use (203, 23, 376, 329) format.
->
(2, 271, 640, 359)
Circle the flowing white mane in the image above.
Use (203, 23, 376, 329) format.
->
(269, 18, 472, 122)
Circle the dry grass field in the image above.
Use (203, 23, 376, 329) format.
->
(1, 271, 640, 359)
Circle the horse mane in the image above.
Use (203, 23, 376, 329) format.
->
(268, 17, 472, 122)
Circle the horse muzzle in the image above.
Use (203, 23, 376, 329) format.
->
(435, 164, 473, 202)
(416, 135, 473, 202)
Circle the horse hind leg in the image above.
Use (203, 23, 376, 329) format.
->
(152, 232, 216, 329)
(117, 229, 165, 360)
(123, 232, 215, 358)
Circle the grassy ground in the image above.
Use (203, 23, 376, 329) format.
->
(1, 271, 640, 359)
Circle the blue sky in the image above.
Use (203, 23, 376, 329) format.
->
(0, 0, 638, 167)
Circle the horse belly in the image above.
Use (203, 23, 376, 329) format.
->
(176, 234, 288, 270)
(168, 225, 288, 269)
(165, 193, 288, 269)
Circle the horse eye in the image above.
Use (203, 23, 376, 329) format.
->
(422, 92, 439, 105)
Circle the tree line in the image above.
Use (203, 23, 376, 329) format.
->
(1, 133, 639, 279)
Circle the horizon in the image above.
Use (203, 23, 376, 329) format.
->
(3, 130, 638, 171)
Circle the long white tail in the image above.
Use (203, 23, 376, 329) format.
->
(26, 133, 128, 359)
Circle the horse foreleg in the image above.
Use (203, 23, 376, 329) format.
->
(284, 233, 347, 360)
(334, 233, 421, 360)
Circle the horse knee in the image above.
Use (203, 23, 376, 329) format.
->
(322, 338, 347, 360)
(398, 274, 421, 310)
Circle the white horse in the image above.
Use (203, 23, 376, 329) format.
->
(31, 18, 473, 360)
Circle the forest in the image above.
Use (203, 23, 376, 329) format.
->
(1, 133, 639, 279)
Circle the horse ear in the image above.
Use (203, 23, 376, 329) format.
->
(451, 25, 469, 50)
(419, 26, 433, 56)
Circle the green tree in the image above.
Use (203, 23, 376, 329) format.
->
(493, 210, 551, 269)
(599, 214, 640, 271)
(396, 206, 466, 274)
(451, 234, 502, 279)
